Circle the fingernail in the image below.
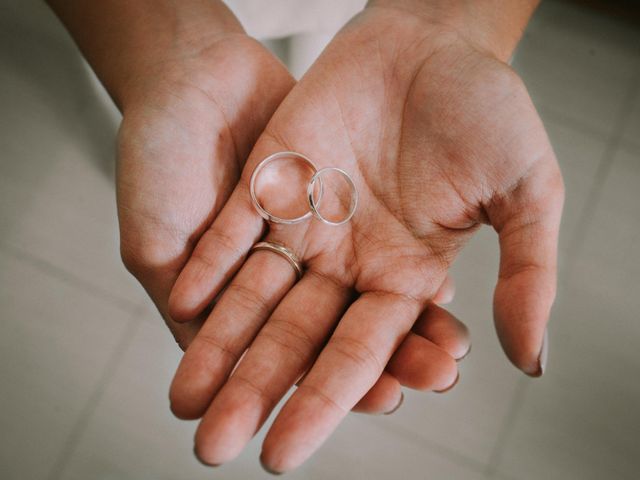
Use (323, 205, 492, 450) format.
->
(531, 328, 549, 377)
(260, 456, 283, 476)
(456, 343, 472, 362)
(384, 392, 404, 415)
(540, 328, 549, 375)
(434, 371, 459, 394)
(193, 445, 219, 467)
(525, 328, 548, 378)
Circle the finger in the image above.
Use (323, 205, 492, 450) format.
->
(297, 354, 403, 417)
(131, 262, 206, 351)
(411, 303, 471, 361)
(168, 182, 265, 323)
(350, 302, 469, 411)
(386, 334, 458, 391)
(351, 372, 403, 414)
(432, 274, 455, 305)
(193, 270, 350, 466)
(261, 292, 458, 473)
(169, 249, 298, 420)
(487, 158, 564, 376)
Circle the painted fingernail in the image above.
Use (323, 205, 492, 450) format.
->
(456, 343, 472, 362)
(434, 371, 459, 394)
(384, 392, 404, 415)
(260, 455, 283, 476)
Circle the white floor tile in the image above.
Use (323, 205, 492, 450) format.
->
(570, 146, 640, 315)
(621, 87, 640, 148)
(513, 1, 640, 136)
(55, 316, 324, 480)
(0, 251, 133, 480)
(540, 114, 608, 254)
(494, 144, 640, 480)
(312, 415, 485, 480)
(0, 13, 145, 308)
(494, 283, 640, 480)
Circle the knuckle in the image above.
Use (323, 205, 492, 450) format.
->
(259, 324, 313, 366)
(268, 316, 316, 353)
(224, 282, 272, 319)
(206, 226, 245, 260)
(195, 333, 240, 366)
(119, 236, 175, 277)
(231, 373, 278, 409)
(296, 383, 347, 414)
(329, 335, 384, 378)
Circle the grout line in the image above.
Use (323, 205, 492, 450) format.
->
(45, 308, 144, 480)
(0, 241, 144, 314)
(562, 69, 640, 281)
(364, 415, 489, 475)
(483, 376, 530, 476)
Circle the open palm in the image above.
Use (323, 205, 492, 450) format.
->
(169, 6, 563, 473)
(116, 24, 467, 422)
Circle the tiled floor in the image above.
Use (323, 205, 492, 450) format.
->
(1, 1, 639, 479)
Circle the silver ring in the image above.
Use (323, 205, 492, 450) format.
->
(249, 241, 303, 280)
(249, 151, 322, 225)
(307, 167, 358, 226)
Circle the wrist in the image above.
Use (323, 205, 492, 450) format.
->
(47, 0, 245, 111)
(366, 0, 539, 62)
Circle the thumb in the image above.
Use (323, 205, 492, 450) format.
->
(486, 155, 564, 376)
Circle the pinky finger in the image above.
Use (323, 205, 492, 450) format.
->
(351, 372, 403, 415)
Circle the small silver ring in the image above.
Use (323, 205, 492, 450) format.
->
(307, 167, 358, 226)
(249, 241, 303, 280)
(249, 151, 322, 225)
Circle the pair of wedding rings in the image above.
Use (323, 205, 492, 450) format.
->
(248, 151, 358, 278)
(249, 151, 358, 227)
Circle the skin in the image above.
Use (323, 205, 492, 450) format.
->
(46, 0, 471, 417)
(169, 0, 563, 473)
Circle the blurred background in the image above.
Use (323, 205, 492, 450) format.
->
(1, 0, 639, 479)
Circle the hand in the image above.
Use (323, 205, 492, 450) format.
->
(110, 3, 468, 416)
(116, 31, 293, 349)
(169, 3, 563, 472)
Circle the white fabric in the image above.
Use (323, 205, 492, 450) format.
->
(225, 0, 366, 39)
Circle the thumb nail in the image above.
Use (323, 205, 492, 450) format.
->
(527, 328, 548, 378)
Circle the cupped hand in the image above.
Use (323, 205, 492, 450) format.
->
(116, 31, 294, 349)
(115, 19, 465, 417)
(168, 5, 563, 472)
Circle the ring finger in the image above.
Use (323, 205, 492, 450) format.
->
(169, 247, 300, 419)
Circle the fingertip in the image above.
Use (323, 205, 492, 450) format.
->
(387, 334, 459, 391)
(351, 372, 402, 415)
(193, 444, 219, 468)
(414, 305, 471, 361)
(260, 442, 297, 475)
(433, 275, 455, 305)
(524, 327, 548, 378)
(168, 274, 204, 323)
(383, 391, 404, 415)
(456, 342, 472, 362)
(433, 371, 459, 394)
(494, 276, 553, 376)
(169, 378, 207, 420)
(260, 454, 284, 476)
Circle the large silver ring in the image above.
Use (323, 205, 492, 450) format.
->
(249, 151, 322, 225)
(249, 241, 303, 280)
